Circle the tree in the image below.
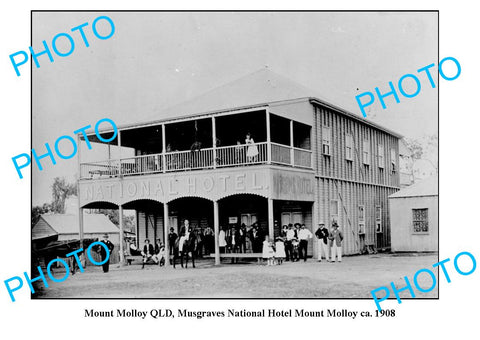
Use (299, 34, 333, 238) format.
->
(32, 202, 53, 226)
(51, 177, 77, 213)
(403, 134, 438, 183)
(403, 138, 423, 161)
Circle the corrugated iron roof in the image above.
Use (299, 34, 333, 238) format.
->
(389, 174, 438, 198)
(88, 68, 401, 138)
(40, 214, 119, 235)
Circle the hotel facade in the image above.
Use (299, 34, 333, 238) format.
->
(77, 69, 401, 263)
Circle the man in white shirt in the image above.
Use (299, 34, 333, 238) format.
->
(285, 224, 296, 261)
(315, 222, 330, 262)
(298, 224, 313, 262)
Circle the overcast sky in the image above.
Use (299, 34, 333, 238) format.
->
(32, 11, 438, 205)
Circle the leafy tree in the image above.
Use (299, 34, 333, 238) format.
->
(51, 177, 77, 213)
(32, 202, 53, 226)
(403, 134, 438, 182)
(32, 177, 77, 227)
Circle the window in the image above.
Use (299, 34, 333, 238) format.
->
(412, 208, 429, 233)
(323, 111, 329, 127)
(345, 134, 353, 161)
(391, 148, 397, 172)
(375, 206, 382, 233)
(241, 213, 258, 227)
(363, 139, 370, 165)
(358, 205, 365, 234)
(322, 127, 331, 155)
(378, 144, 385, 168)
(330, 200, 339, 223)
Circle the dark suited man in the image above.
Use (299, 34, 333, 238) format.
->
(142, 239, 155, 269)
(168, 227, 178, 264)
(99, 234, 114, 273)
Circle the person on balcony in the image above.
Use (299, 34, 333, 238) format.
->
(245, 133, 259, 162)
(235, 140, 244, 164)
(190, 141, 202, 168)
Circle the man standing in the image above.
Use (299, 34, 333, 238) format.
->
(168, 227, 178, 265)
(99, 234, 114, 273)
(329, 222, 344, 263)
(203, 226, 214, 255)
(298, 224, 313, 262)
(285, 224, 295, 261)
(315, 222, 330, 262)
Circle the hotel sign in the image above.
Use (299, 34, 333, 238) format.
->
(79, 167, 315, 207)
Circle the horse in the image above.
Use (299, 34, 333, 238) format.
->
(172, 234, 196, 269)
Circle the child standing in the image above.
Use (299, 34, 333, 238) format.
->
(275, 237, 286, 265)
(262, 236, 275, 266)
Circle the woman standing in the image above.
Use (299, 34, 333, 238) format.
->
(219, 227, 227, 254)
(245, 133, 259, 162)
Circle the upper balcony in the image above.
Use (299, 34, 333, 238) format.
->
(79, 108, 313, 180)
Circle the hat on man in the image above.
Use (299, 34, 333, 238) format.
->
(318, 221, 325, 225)
(103, 234, 109, 239)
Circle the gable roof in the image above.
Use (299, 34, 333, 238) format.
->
(37, 214, 119, 236)
(146, 68, 320, 122)
(89, 68, 402, 139)
(389, 175, 438, 198)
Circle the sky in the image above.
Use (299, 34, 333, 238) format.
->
(32, 11, 438, 205)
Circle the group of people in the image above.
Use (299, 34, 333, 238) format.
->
(124, 218, 344, 268)
(218, 223, 268, 255)
(315, 221, 344, 263)
(127, 238, 166, 268)
(167, 224, 215, 259)
(234, 132, 259, 163)
(258, 223, 313, 265)
(261, 221, 344, 265)
(165, 132, 260, 170)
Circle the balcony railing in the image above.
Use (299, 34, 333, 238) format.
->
(80, 142, 312, 180)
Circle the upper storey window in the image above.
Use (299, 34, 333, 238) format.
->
(362, 139, 370, 165)
(345, 134, 353, 161)
(322, 126, 331, 156)
(391, 148, 397, 172)
(378, 144, 385, 168)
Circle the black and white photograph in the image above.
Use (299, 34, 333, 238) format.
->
(30, 11, 438, 299)
(4, 1, 479, 338)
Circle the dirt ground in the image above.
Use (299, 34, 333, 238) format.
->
(34, 253, 439, 299)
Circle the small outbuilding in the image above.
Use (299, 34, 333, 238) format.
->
(32, 213, 121, 264)
(33, 213, 120, 243)
(389, 175, 438, 252)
